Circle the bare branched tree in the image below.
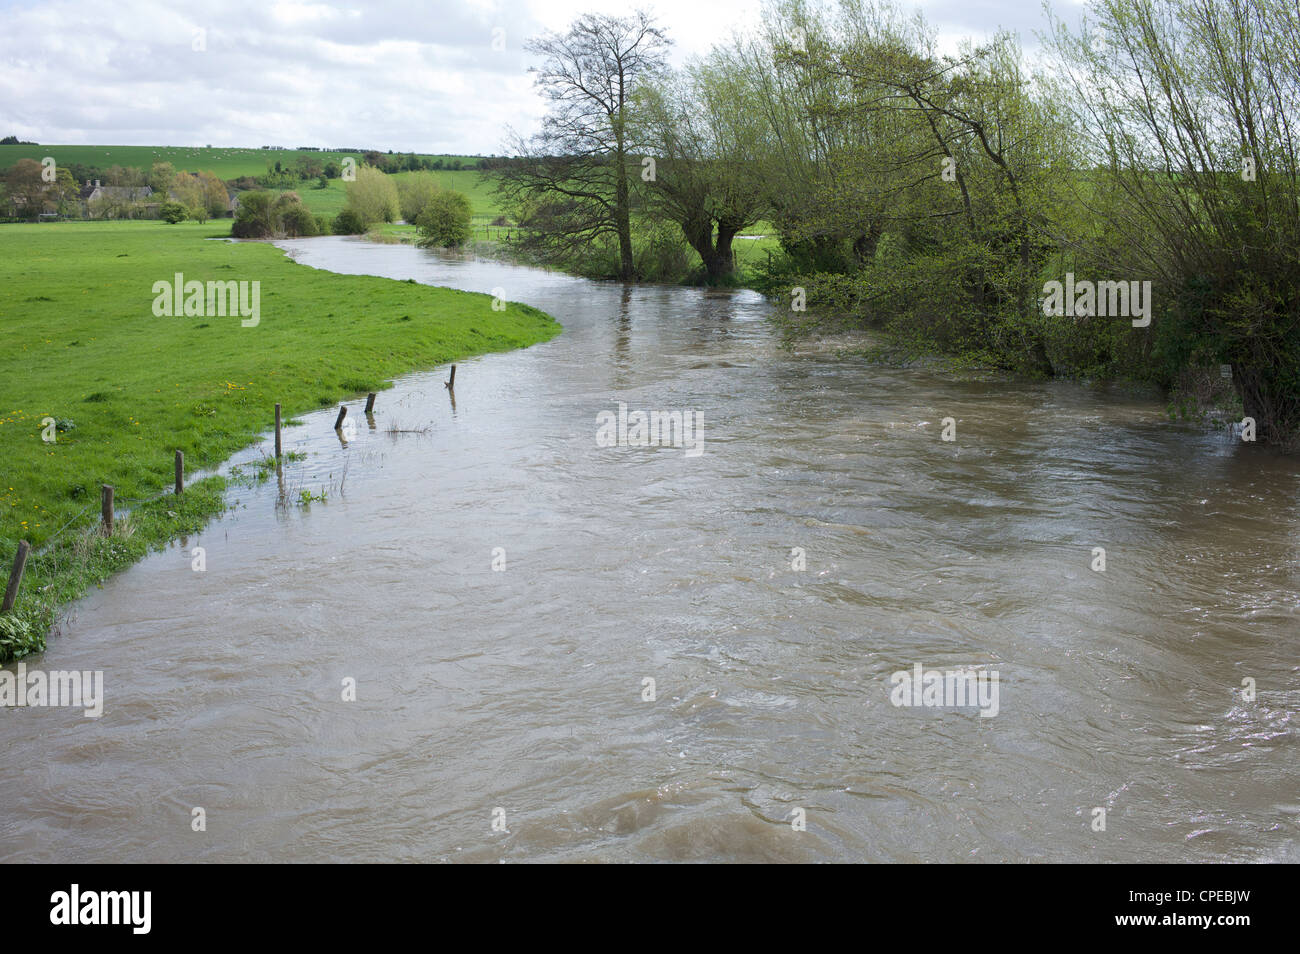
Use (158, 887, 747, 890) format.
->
(498, 10, 670, 280)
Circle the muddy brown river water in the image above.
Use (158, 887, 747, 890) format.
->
(2, 237, 1297, 862)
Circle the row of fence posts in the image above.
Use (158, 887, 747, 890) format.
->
(3, 368, 459, 616)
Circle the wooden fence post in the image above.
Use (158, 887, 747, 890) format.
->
(2, 540, 30, 613)
(446, 365, 456, 390)
(274, 403, 282, 458)
(365, 392, 376, 414)
(174, 450, 184, 495)
(101, 485, 114, 536)
(334, 405, 348, 430)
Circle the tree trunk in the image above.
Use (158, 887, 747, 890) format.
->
(709, 223, 739, 282)
(614, 147, 635, 281)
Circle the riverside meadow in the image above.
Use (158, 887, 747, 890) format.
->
(0, 220, 558, 657)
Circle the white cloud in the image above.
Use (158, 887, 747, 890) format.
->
(0, 0, 1082, 152)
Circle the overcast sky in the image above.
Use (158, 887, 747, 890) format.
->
(0, 0, 1086, 154)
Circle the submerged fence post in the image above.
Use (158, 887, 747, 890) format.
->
(101, 485, 114, 536)
(274, 403, 282, 458)
(2, 540, 30, 613)
(174, 450, 184, 496)
(365, 392, 376, 414)
(334, 405, 348, 430)
(446, 365, 456, 390)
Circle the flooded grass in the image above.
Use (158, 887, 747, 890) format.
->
(0, 221, 560, 659)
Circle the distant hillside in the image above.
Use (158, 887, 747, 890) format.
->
(0, 144, 487, 179)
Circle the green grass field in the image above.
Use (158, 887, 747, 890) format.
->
(0, 144, 485, 180)
(0, 220, 559, 659)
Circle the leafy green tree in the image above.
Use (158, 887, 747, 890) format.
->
(416, 190, 472, 248)
(196, 170, 229, 217)
(398, 171, 442, 223)
(280, 199, 318, 236)
(149, 162, 176, 196)
(105, 164, 146, 187)
(51, 167, 79, 216)
(637, 61, 769, 282)
(294, 155, 324, 180)
(231, 191, 276, 236)
(343, 165, 399, 229)
(4, 158, 46, 218)
(1048, 0, 1300, 445)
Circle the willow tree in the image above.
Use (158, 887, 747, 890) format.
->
(636, 59, 770, 282)
(749, 0, 1069, 369)
(1050, 0, 1300, 444)
(499, 11, 670, 280)
(678, 0, 913, 279)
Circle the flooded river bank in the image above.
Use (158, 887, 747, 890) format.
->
(2, 237, 1297, 862)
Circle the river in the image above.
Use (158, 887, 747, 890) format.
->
(2, 236, 1297, 862)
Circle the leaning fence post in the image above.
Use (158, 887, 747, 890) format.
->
(2, 540, 30, 613)
(334, 405, 348, 430)
(365, 392, 376, 414)
(274, 403, 282, 458)
(101, 485, 114, 536)
(174, 450, 184, 495)
(446, 365, 456, 390)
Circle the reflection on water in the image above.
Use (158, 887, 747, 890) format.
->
(2, 237, 1297, 862)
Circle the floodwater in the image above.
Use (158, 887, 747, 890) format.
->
(2, 237, 1297, 862)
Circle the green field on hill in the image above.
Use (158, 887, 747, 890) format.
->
(292, 169, 503, 221)
(0, 220, 559, 660)
(0, 143, 508, 225)
(0, 144, 486, 180)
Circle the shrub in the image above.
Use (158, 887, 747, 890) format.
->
(332, 208, 367, 234)
(230, 190, 318, 238)
(415, 190, 472, 248)
(160, 201, 188, 224)
(0, 611, 45, 663)
(230, 191, 276, 237)
(280, 201, 318, 237)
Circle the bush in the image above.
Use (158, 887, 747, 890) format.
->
(280, 202, 318, 237)
(415, 190, 472, 248)
(332, 208, 367, 234)
(0, 611, 45, 664)
(230, 190, 319, 238)
(230, 191, 276, 237)
(160, 201, 188, 224)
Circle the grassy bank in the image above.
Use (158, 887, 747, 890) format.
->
(0, 220, 560, 660)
